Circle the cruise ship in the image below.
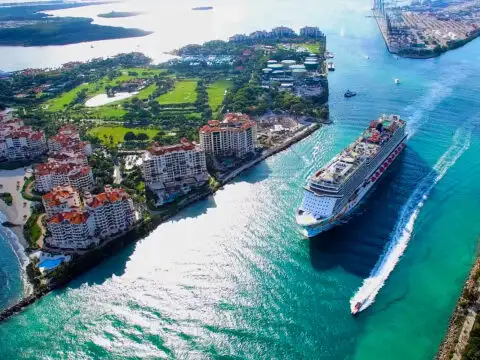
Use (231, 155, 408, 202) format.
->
(296, 114, 407, 238)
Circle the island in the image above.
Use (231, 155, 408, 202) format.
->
(373, 0, 480, 58)
(0, 2, 152, 46)
(98, 11, 143, 18)
(192, 6, 214, 11)
(0, 25, 331, 322)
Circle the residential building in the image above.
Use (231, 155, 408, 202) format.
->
(0, 118, 47, 161)
(42, 185, 82, 217)
(142, 138, 208, 186)
(48, 125, 91, 156)
(46, 210, 97, 250)
(35, 163, 94, 193)
(84, 186, 136, 238)
(249, 30, 269, 39)
(141, 139, 209, 206)
(271, 26, 296, 38)
(300, 26, 325, 38)
(199, 113, 257, 158)
(229, 34, 248, 42)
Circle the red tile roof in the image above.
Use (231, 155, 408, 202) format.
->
(42, 186, 78, 207)
(147, 138, 196, 156)
(85, 187, 130, 209)
(48, 211, 89, 225)
(200, 113, 255, 133)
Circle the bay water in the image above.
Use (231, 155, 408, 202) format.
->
(1, 0, 480, 358)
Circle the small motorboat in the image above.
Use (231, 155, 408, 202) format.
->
(344, 90, 357, 98)
(351, 301, 363, 316)
(394, 78, 400, 85)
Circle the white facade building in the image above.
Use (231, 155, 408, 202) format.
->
(46, 211, 97, 250)
(229, 34, 248, 42)
(271, 26, 296, 37)
(0, 118, 47, 161)
(141, 138, 208, 186)
(42, 185, 82, 217)
(83, 186, 136, 239)
(35, 163, 94, 193)
(199, 113, 257, 158)
(300, 26, 325, 38)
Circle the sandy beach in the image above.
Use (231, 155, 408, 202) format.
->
(0, 167, 34, 252)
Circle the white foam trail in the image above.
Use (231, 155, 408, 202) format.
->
(350, 123, 473, 313)
(405, 71, 468, 138)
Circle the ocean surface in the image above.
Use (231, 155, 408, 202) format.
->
(1, 0, 480, 359)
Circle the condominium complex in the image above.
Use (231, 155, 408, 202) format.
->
(45, 185, 137, 250)
(42, 185, 82, 217)
(142, 139, 208, 185)
(199, 113, 257, 158)
(271, 26, 296, 38)
(141, 139, 209, 206)
(300, 26, 325, 38)
(35, 163, 94, 193)
(47, 211, 97, 250)
(48, 124, 92, 158)
(0, 118, 47, 162)
(84, 186, 136, 238)
(35, 125, 94, 193)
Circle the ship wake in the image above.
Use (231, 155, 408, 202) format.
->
(350, 122, 473, 314)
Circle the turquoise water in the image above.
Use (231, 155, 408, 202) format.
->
(1, 1, 480, 359)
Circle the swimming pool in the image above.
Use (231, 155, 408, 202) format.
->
(38, 258, 63, 271)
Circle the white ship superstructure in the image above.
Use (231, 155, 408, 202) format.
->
(296, 114, 407, 238)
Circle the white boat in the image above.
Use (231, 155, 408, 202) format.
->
(394, 78, 400, 84)
(296, 114, 407, 238)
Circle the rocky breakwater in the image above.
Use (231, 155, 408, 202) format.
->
(0, 289, 49, 322)
(436, 248, 480, 360)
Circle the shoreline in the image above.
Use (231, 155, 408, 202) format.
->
(0, 120, 323, 321)
(436, 247, 480, 360)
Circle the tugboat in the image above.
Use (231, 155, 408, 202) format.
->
(344, 90, 357, 98)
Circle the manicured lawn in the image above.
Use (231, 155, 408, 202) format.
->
(157, 80, 198, 104)
(121, 68, 166, 76)
(45, 83, 90, 111)
(299, 42, 321, 54)
(88, 126, 159, 145)
(89, 106, 127, 119)
(207, 79, 232, 111)
(45, 68, 166, 111)
(136, 84, 156, 100)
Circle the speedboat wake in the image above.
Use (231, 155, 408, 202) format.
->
(350, 122, 473, 315)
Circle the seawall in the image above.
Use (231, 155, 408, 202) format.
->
(436, 247, 480, 360)
(222, 123, 320, 184)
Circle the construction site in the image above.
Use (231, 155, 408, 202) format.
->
(373, 0, 480, 58)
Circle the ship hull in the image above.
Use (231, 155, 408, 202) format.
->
(297, 136, 407, 238)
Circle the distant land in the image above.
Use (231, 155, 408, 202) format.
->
(192, 6, 214, 11)
(0, 18, 152, 46)
(0, 1, 110, 21)
(98, 11, 143, 18)
(0, 1, 152, 46)
(374, 0, 480, 58)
